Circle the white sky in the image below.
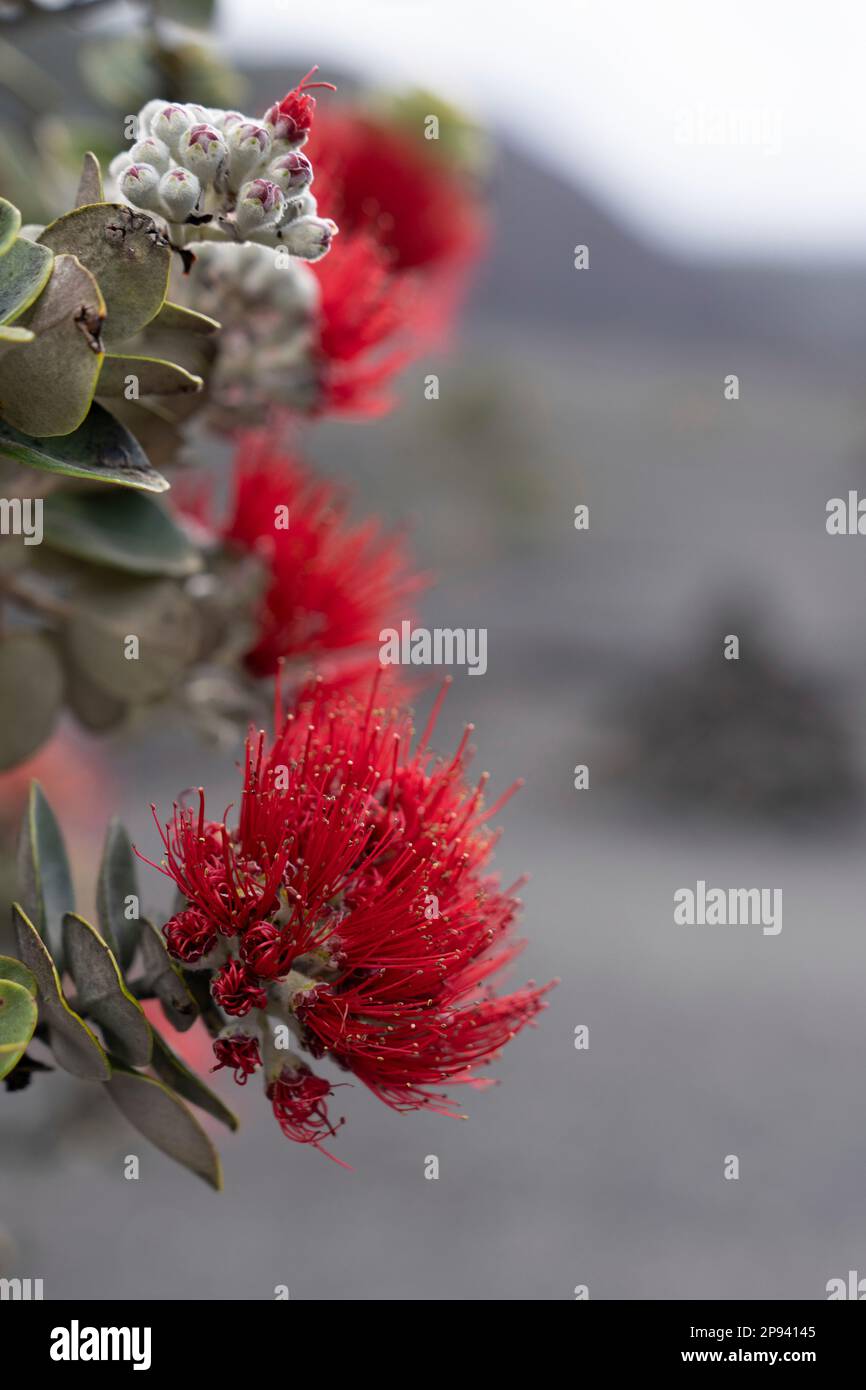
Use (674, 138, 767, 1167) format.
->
(219, 0, 866, 261)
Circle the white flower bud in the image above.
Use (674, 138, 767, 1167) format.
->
(159, 167, 202, 222)
(151, 103, 193, 155)
(129, 136, 171, 176)
(225, 122, 272, 189)
(274, 192, 318, 231)
(269, 215, 338, 260)
(135, 98, 168, 139)
(177, 122, 228, 184)
(109, 150, 133, 180)
(268, 151, 313, 200)
(219, 111, 245, 135)
(234, 178, 286, 238)
(119, 162, 163, 213)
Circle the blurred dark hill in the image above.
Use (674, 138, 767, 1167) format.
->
(469, 140, 866, 373)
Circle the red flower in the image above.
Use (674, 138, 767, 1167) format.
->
(263, 67, 337, 147)
(162, 905, 217, 963)
(212, 1033, 262, 1084)
(240, 920, 294, 980)
(146, 672, 554, 1163)
(144, 800, 287, 939)
(306, 110, 484, 276)
(267, 1064, 347, 1164)
(300, 107, 486, 414)
(211, 959, 268, 1017)
(311, 230, 421, 417)
(222, 429, 425, 677)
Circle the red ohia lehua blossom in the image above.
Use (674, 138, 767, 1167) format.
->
(263, 67, 337, 147)
(306, 107, 485, 317)
(220, 429, 425, 678)
(212, 1032, 262, 1084)
(310, 229, 422, 417)
(299, 107, 486, 415)
(145, 673, 554, 1165)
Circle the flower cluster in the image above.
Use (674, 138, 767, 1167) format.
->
(183, 101, 485, 419)
(109, 68, 337, 258)
(147, 676, 554, 1164)
(186, 234, 419, 420)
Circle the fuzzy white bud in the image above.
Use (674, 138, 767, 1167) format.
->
(270, 215, 337, 260)
(109, 150, 133, 180)
(129, 136, 171, 176)
(158, 166, 202, 222)
(119, 162, 163, 212)
(135, 98, 167, 139)
(151, 103, 193, 156)
(234, 178, 286, 237)
(268, 151, 313, 200)
(225, 122, 273, 188)
(177, 122, 228, 184)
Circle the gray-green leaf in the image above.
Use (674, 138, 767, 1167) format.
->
(43, 487, 201, 579)
(0, 253, 104, 435)
(98, 354, 203, 399)
(74, 153, 104, 209)
(63, 912, 151, 1068)
(12, 902, 110, 1082)
(149, 300, 220, 335)
(96, 818, 141, 970)
(17, 780, 74, 973)
(0, 236, 54, 325)
(38, 204, 170, 347)
(150, 1028, 238, 1132)
(136, 918, 198, 1032)
(0, 402, 169, 492)
(104, 1066, 222, 1190)
(0, 198, 22, 258)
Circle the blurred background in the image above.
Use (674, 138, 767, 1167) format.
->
(2, 0, 866, 1301)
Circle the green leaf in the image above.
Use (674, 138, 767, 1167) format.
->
(42, 488, 201, 578)
(0, 976, 38, 1081)
(0, 253, 104, 436)
(63, 912, 151, 1068)
(74, 153, 104, 209)
(150, 1027, 238, 1132)
(136, 918, 198, 1032)
(0, 956, 37, 996)
(17, 780, 74, 974)
(0, 401, 169, 492)
(0, 236, 53, 325)
(12, 902, 110, 1082)
(38, 204, 170, 347)
(0, 198, 22, 257)
(96, 818, 141, 970)
(150, 301, 220, 335)
(98, 354, 204, 399)
(64, 576, 199, 703)
(0, 633, 64, 772)
(104, 1066, 222, 1190)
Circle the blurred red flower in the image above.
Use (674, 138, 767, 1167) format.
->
(303, 108, 487, 414)
(222, 429, 426, 678)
